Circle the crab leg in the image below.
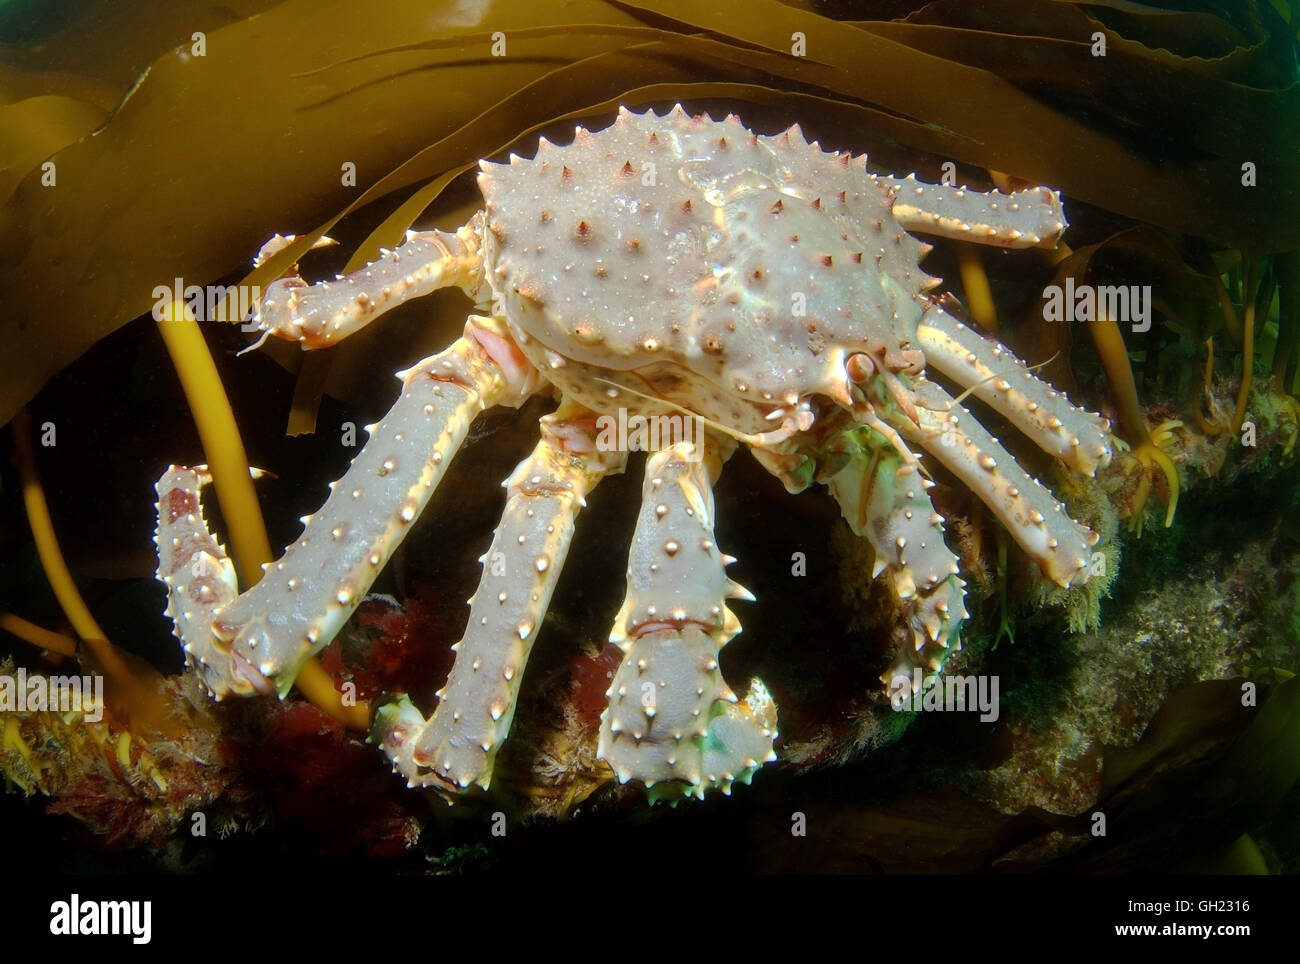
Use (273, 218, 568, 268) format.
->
(598, 442, 777, 799)
(903, 378, 1099, 589)
(155, 315, 541, 698)
(374, 403, 625, 793)
(822, 432, 969, 685)
(253, 215, 487, 348)
(916, 304, 1113, 476)
(884, 176, 1066, 249)
(155, 466, 273, 697)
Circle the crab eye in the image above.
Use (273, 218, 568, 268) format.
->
(846, 352, 874, 383)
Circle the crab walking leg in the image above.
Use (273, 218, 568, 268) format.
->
(374, 405, 623, 793)
(156, 316, 540, 698)
(906, 378, 1100, 589)
(916, 304, 1113, 476)
(254, 214, 487, 348)
(823, 436, 968, 683)
(155, 466, 275, 697)
(884, 177, 1066, 249)
(598, 443, 777, 798)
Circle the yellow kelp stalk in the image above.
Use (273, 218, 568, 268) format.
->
(0, 611, 77, 659)
(1232, 255, 1259, 435)
(955, 244, 999, 333)
(156, 299, 370, 731)
(1273, 253, 1298, 392)
(11, 409, 175, 733)
(1041, 243, 1179, 529)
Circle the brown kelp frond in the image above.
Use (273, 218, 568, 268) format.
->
(0, 0, 281, 205)
(887, 0, 1277, 85)
(0, 94, 108, 206)
(292, 22, 835, 78)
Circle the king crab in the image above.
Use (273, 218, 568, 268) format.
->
(155, 105, 1112, 800)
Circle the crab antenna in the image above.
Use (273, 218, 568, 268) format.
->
(946, 351, 1060, 409)
(591, 377, 806, 448)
